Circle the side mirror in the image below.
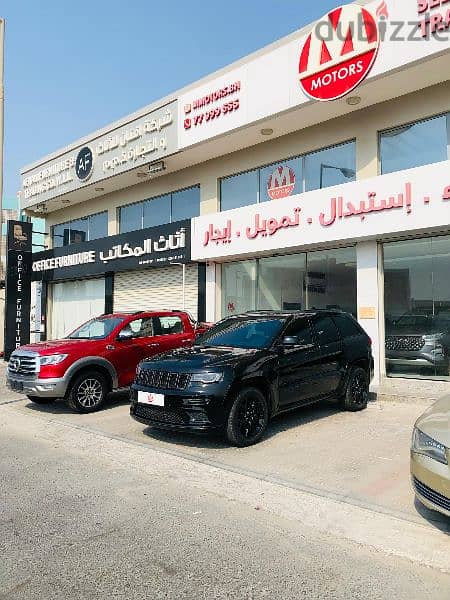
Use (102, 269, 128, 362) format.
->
(117, 330, 133, 341)
(282, 336, 299, 346)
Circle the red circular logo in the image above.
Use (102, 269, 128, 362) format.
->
(267, 165, 296, 200)
(299, 4, 380, 102)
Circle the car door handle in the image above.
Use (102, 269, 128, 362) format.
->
(181, 339, 191, 344)
(147, 343, 160, 348)
(106, 345, 115, 351)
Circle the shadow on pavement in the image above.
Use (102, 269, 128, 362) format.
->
(143, 400, 342, 450)
(25, 390, 130, 415)
(414, 498, 450, 534)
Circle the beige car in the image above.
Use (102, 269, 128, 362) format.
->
(411, 396, 450, 517)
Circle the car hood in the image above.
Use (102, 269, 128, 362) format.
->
(415, 395, 450, 449)
(142, 345, 262, 371)
(17, 339, 102, 355)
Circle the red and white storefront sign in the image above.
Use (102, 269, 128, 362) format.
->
(192, 161, 450, 261)
(299, 4, 380, 101)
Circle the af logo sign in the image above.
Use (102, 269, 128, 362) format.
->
(299, 4, 380, 102)
(75, 146, 94, 181)
(267, 165, 296, 200)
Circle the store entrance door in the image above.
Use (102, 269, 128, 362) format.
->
(50, 278, 105, 340)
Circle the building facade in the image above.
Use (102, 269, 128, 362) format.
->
(19, 0, 450, 389)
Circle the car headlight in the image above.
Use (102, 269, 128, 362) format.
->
(190, 372, 223, 384)
(412, 427, 448, 465)
(39, 354, 68, 366)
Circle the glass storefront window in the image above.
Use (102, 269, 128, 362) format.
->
(222, 261, 256, 316)
(222, 247, 357, 318)
(220, 141, 356, 211)
(384, 236, 450, 380)
(220, 169, 258, 212)
(119, 203, 142, 234)
(257, 254, 306, 310)
(380, 114, 449, 175)
(52, 223, 66, 248)
(143, 194, 171, 229)
(304, 142, 356, 191)
(306, 247, 357, 316)
(88, 212, 108, 240)
(172, 186, 200, 221)
(67, 218, 88, 245)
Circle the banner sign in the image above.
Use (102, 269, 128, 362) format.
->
(4, 220, 33, 359)
(32, 219, 191, 281)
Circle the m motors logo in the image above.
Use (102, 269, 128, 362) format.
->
(299, 4, 380, 102)
(267, 166, 296, 200)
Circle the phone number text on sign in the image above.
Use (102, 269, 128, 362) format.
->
(184, 99, 240, 130)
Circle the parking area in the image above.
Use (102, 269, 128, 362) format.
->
(1, 355, 447, 533)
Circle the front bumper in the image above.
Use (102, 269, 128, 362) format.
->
(6, 373, 68, 398)
(411, 450, 450, 517)
(386, 350, 449, 371)
(130, 383, 229, 433)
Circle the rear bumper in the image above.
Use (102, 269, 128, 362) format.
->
(6, 374, 68, 398)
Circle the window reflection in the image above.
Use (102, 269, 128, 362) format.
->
(143, 194, 171, 228)
(220, 170, 258, 212)
(52, 212, 107, 247)
(305, 143, 356, 191)
(384, 236, 450, 380)
(172, 186, 200, 221)
(380, 115, 448, 175)
(220, 141, 356, 212)
(119, 203, 142, 234)
(222, 248, 357, 318)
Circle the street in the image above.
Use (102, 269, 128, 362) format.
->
(1, 399, 449, 599)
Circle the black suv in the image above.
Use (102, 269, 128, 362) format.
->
(130, 310, 374, 446)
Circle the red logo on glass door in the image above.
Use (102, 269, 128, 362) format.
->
(267, 166, 296, 200)
(299, 4, 380, 101)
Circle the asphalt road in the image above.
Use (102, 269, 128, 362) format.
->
(1, 406, 449, 600)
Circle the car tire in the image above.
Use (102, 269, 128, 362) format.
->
(340, 366, 369, 412)
(67, 370, 108, 414)
(27, 395, 55, 404)
(225, 387, 269, 447)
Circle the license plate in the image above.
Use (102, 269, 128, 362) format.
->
(9, 380, 23, 392)
(137, 391, 164, 406)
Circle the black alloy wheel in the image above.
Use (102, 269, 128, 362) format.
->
(226, 387, 269, 447)
(341, 366, 369, 412)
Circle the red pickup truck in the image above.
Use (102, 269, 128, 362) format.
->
(6, 310, 210, 413)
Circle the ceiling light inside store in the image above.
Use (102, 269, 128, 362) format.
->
(61, 198, 71, 204)
(346, 96, 361, 106)
(136, 171, 148, 178)
(94, 187, 104, 192)
(261, 128, 274, 136)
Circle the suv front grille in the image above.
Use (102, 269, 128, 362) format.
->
(135, 370, 191, 391)
(8, 352, 39, 376)
(385, 336, 425, 352)
(134, 403, 187, 425)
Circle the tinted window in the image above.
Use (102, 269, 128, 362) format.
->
(220, 169, 258, 211)
(304, 141, 356, 191)
(380, 115, 448, 175)
(52, 223, 66, 248)
(68, 218, 88, 245)
(313, 316, 341, 345)
(153, 316, 184, 335)
(143, 194, 171, 228)
(89, 212, 108, 240)
(69, 317, 124, 339)
(200, 317, 285, 349)
(172, 186, 200, 221)
(284, 318, 315, 345)
(333, 314, 361, 338)
(120, 203, 142, 233)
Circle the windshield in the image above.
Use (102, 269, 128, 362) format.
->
(68, 317, 124, 340)
(198, 317, 285, 349)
